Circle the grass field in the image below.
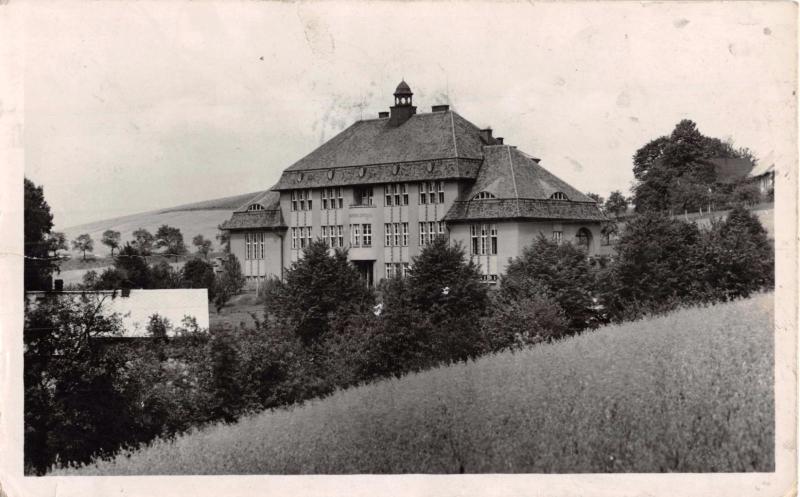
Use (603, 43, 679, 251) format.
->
(55, 293, 774, 475)
(58, 190, 261, 257)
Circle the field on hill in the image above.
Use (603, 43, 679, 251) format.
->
(59, 191, 261, 257)
(56, 293, 774, 475)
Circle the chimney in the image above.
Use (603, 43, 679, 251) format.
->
(378, 111, 389, 118)
(431, 104, 449, 113)
(480, 128, 493, 143)
(496, 137, 504, 145)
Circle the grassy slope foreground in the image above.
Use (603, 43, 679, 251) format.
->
(58, 293, 774, 475)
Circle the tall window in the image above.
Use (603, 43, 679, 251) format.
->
(321, 225, 344, 248)
(419, 221, 447, 246)
(322, 188, 343, 210)
(350, 224, 372, 247)
(291, 189, 313, 211)
(385, 183, 409, 206)
(291, 227, 298, 249)
(402, 222, 409, 246)
(418, 181, 445, 204)
(576, 228, 592, 250)
(552, 230, 563, 243)
(470, 223, 498, 255)
(384, 223, 393, 246)
(354, 187, 373, 206)
(363, 224, 372, 247)
(245, 232, 252, 260)
(385, 262, 411, 279)
(298, 226, 311, 248)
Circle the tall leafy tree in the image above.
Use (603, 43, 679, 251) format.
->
(631, 119, 752, 213)
(71, 234, 94, 261)
(216, 224, 230, 254)
(604, 190, 629, 217)
(501, 235, 597, 332)
(192, 234, 213, 259)
(155, 225, 186, 262)
(131, 228, 155, 258)
(213, 254, 247, 313)
(24, 178, 57, 290)
(101, 229, 122, 256)
(266, 240, 373, 344)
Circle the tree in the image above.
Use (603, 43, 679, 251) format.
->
(101, 229, 122, 256)
(71, 234, 94, 261)
(604, 190, 629, 217)
(601, 213, 706, 320)
(131, 228, 155, 258)
(192, 234, 213, 259)
(216, 225, 230, 254)
(213, 254, 247, 313)
(146, 313, 171, 340)
(150, 260, 182, 289)
(112, 243, 152, 289)
(631, 119, 753, 214)
(155, 225, 186, 262)
(24, 293, 133, 474)
(586, 192, 605, 209)
(24, 178, 57, 290)
(699, 206, 774, 301)
(266, 240, 373, 343)
(501, 234, 597, 332)
(182, 258, 216, 298)
(405, 236, 489, 362)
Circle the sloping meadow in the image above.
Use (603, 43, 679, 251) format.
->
(57, 293, 774, 474)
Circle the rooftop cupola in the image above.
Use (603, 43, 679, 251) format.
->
(389, 80, 416, 126)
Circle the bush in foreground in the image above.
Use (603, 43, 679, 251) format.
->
(56, 293, 774, 475)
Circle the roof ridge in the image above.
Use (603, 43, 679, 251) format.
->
(505, 146, 521, 217)
(449, 111, 459, 157)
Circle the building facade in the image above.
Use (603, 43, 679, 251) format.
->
(221, 81, 609, 289)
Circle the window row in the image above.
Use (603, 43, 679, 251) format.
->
(321, 225, 345, 248)
(420, 221, 447, 246)
(385, 262, 411, 279)
(290, 182, 446, 211)
(290, 190, 313, 211)
(244, 232, 266, 260)
(470, 223, 498, 255)
(321, 188, 344, 210)
(384, 222, 409, 247)
(290, 227, 313, 249)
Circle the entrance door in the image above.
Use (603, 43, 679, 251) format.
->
(353, 260, 374, 287)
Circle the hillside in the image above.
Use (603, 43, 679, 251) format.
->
(59, 191, 261, 257)
(57, 293, 774, 475)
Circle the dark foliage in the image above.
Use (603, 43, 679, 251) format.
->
(24, 178, 56, 290)
(267, 240, 374, 343)
(501, 235, 598, 332)
(182, 258, 217, 298)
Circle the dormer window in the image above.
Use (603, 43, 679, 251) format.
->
(550, 192, 568, 201)
(473, 191, 497, 200)
(247, 203, 265, 211)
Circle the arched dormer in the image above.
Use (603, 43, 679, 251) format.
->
(550, 192, 568, 201)
(247, 203, 265, 211)
(472, 191, 497, 200)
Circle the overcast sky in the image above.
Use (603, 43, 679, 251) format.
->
(21, 1, 796, 229)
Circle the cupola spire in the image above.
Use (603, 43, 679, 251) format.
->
(389, 80, 416, 126)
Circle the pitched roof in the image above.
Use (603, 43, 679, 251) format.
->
(220, 188, 286, 231)
(282, 110, 486, 173)
(704, 157, 755, 184)
(444, 198, 607, 222)
(462, 146, 595, 202)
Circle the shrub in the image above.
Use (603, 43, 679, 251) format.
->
(482, 285, 568, 351)
(150, 259, 182, 289)
(699, 206, 774, 301)
(213, 254, 246, 312)
(501, 234, 597, 332)
(601, 213, 706, 320)
(181, 258, 216, 297)
(268, 240, 374, 344)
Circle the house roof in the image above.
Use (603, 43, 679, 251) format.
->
(705, 157, 755, 184)
(443, 146, 603, 222)
(462, 145, 596, 202)
(273, 110, 488, 189)
(220, 187, 286, 231)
